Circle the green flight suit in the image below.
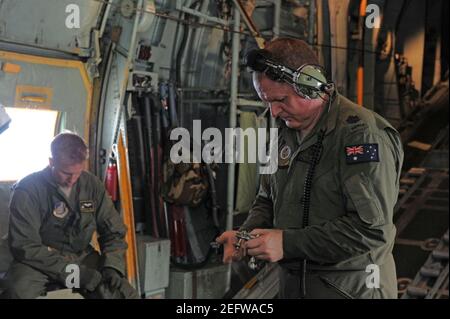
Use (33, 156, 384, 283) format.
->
(4, 167, 138, 299)
(241, 94, 404, 299)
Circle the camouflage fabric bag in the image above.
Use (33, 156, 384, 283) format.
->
(163, 160, 209, 207)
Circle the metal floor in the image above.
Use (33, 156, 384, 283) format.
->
(394, 117, 449, 299)
(394, 164, 449, 298)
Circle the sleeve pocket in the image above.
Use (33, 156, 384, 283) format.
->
(105, 214, 127, 236)
(344, 172, 385, 226)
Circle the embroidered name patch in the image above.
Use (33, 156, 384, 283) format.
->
(345, 144, 379, 164)
(80, 200, 95, 213)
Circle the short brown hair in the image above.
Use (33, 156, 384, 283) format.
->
(51, 132, 88, 165)
(264, 37, 319, 70)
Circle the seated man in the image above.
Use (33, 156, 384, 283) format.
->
(3, 132, 138, 299)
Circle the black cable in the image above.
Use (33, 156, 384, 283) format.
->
(299, 128, 325, 298)
(149, 93, 166, 238)
(173, 0, 201, 86)
(170, 230, 221, 270)
(142, 94, 161, 237)
(205, 163, 221, 231)
(175, 12, 189, 87)
(298, 93, 333, 298)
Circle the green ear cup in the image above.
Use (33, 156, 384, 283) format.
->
(293, 64, 328, 99)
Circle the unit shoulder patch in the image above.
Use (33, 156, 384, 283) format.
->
(278, 144, 291, 168)
(345, 143, 379, 164)
(53, 201, 69, 218)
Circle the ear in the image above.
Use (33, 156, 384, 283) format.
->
(49, 158, 54, 167)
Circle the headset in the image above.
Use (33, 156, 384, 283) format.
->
(244, 49, 334, 100)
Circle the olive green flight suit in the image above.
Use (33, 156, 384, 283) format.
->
(4, 167, 138, 299)
(241, 94, 404, 299)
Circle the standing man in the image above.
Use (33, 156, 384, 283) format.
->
(217, 38, 403, 299)
(3, 132, 138, 299)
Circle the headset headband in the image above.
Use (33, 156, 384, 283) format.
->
(244, 49, 331, 99)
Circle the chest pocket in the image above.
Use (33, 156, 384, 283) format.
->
(78, 200, 96, 223)
(70, 199, 97, 249)
(312, 142, 339, 193)
(308, 143, 344, 222)
(77, 199, 96, 236)
(40, 197, 72, 248)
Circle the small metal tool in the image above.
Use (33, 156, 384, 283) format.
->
(235, 231, 264, 271)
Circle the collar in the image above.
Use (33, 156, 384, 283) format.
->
(42, 166, 81, 207)
(280, 92, 340, 155)
(42, 166, 58, 188)
(304, 92, 340, 140)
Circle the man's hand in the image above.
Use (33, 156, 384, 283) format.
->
(102, 267, 123, 290)
(79, 266, 102, 292)
(245, 229, 284, 262)
(216, 230, 244, 263)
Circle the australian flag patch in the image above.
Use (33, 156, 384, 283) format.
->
(345, 143, 379, 164)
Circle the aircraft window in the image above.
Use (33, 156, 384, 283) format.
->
(0, 107, 58, 182)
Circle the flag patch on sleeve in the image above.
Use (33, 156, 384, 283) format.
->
(345, 144, 379, 164)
